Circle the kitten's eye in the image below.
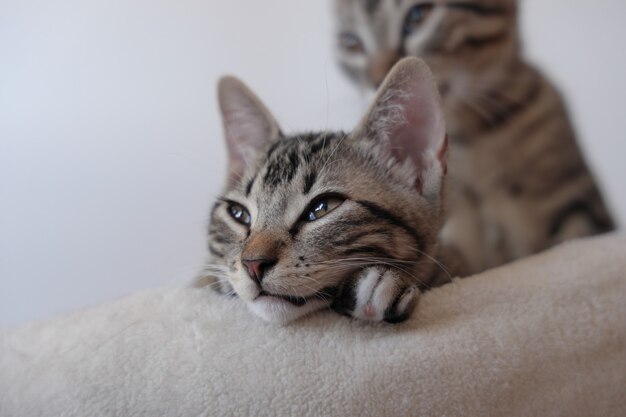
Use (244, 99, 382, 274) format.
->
(339, 32, 364, 54)
(305, 196, 345, 222)
(228, 203, 251, 226)
(403, 4, 433, 36)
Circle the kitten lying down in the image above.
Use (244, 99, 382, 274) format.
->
(196, 58, 449, 324)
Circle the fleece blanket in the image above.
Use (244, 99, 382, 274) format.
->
(1, 234, 626, 417)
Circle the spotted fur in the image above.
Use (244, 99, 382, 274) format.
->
(195, 59, 448, 323)
(334, 0, 614, 275)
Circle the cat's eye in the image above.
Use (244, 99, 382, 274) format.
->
(305, 196, 345, 222)
(403, 4, 433, 36)
(339, 32, 364, 54)
(227, 202, 251, 226)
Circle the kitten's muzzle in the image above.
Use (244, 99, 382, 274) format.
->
(242, 257, 276, 284)
(258, 287, 339, 307)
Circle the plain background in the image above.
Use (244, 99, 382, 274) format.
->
(1, 0, 625, 327)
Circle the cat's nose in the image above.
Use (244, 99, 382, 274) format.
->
(242, 258, 276, 284)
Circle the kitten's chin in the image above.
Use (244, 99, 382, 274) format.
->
(247, 296, 330, 324)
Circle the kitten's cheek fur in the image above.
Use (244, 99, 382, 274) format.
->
(247, 298, 330, 324)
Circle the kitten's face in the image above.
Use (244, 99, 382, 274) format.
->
(335, 0, 519, 123)
(204, 59, 447, 323)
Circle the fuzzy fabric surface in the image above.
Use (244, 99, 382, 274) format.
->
(1, 234, 626, 417)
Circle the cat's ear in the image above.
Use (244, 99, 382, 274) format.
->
(218, 76, 280, 185)
(353, 57, 447, 198)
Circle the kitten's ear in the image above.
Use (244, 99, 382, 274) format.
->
(218, 76, 280, 185)
(353, 57, 447, 198)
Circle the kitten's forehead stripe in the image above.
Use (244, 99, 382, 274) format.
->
(259, 132, 345, 190)
(303, 170, 317, 194)
(262, 147, 301, 188)
(309, 133, 342, 155)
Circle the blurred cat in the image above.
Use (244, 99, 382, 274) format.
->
(334, 0, 614, 275)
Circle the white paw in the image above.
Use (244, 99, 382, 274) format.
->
(335, 267, 420, 323)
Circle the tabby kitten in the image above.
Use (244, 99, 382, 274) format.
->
(334, 0, 614, 275)
(196, 58, 448, 323)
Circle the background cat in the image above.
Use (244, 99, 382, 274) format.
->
(198, 58, 447, 323)
(334, 0, 615, 275)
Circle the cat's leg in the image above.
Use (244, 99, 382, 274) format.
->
(332, 267, 420, 323)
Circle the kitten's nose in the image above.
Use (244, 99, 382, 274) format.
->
(242, 258, 276, 284)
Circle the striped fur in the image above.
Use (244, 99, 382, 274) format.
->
(196, 59, 447, 323)
(334, 0, 614, 275)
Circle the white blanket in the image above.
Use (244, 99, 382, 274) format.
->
(2, 234, 626, 417)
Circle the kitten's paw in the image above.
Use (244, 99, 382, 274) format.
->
(332, 267, 419, 323)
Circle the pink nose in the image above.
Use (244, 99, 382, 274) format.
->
(242, 258, 276, 284)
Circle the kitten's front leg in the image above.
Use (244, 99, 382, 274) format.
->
(332, 267, 420, 323)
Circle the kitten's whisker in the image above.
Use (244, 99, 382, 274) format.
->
(412, 250, 453, 284)
(161, 262, 215, 286)
(311, 253, 451, 287)
(198, 279, 232, 294)
(201, 263, 231, 272)
(201, 266, 230, 272)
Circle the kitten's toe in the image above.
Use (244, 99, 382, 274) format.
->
(333, 267, 419, 323)
(383, 285, 419, 323)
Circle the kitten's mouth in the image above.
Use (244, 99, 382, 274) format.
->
(257, 287, 338, 307)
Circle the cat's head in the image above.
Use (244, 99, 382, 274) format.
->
(202, 58, 447, 323)
(334, 0, 520, 124)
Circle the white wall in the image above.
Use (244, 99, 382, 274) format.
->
(1, 0, 624, 327)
